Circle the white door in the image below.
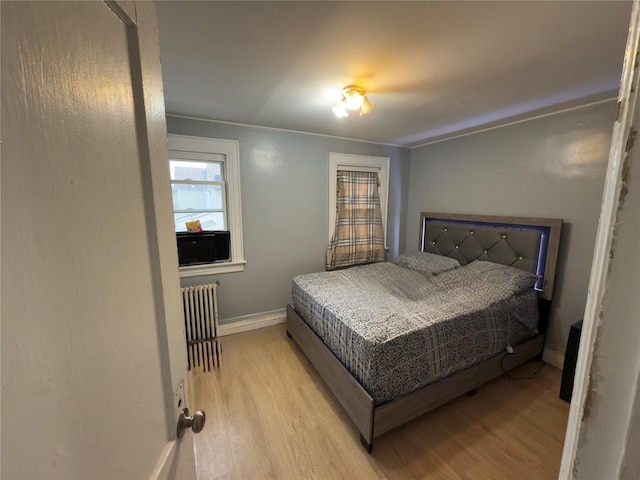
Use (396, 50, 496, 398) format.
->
(1, 1, 196, 478)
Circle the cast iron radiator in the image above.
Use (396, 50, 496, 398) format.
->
(181, 281, 221, 371)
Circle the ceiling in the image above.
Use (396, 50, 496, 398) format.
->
(155, 1, 632, 147)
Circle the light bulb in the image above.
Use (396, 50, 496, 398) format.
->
(345, 92, 365, 111)
(331, 86, 373, 117)
(332, 103, 349, 118)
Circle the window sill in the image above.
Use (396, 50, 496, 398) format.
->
(179, 260, 246, 278)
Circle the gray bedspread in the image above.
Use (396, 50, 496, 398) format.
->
(292, 261, 539, 405)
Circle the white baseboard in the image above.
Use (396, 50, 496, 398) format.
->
(543, 347, 565, 369)
(219, 308, 286, 337)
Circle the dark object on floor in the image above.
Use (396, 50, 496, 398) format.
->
(560, 320, 583, 403)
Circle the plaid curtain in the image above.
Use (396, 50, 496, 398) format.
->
(326, 170, 386, 270)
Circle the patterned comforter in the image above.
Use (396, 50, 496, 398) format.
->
(292, 261, 539, 405)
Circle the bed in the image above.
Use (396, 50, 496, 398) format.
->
(286, 212, 562, 452)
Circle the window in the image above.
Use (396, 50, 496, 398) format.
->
(328, 153, 390, 248)
(168, 134, 245, 276)
(170, 155, 226, 232)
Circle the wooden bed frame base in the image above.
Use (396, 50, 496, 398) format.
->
(286, 304, 545, 453)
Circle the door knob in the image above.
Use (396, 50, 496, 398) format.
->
(176, 407, 206, 439)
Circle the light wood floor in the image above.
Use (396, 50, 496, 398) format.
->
(189, 324, 570, 480)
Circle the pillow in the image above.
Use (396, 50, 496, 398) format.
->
(462, 260, 540, 294)
(395, 252, 460, 275)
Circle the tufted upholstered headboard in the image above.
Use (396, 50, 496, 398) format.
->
(420, 212, 562, 301)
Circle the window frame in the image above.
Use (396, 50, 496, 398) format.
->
(168, 134, 245, 277)
(328, 152, 390, 249)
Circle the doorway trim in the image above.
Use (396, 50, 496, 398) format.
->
(559, 1, 640, 477)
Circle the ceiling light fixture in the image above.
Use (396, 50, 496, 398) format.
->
(332, 85, 375, 118)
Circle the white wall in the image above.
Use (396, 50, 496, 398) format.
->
(166, 116, 411, 321)
(406, 101, 616, 356)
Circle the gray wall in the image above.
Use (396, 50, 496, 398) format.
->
(406, 101, 616, 353)
(166, 116, 411, 321)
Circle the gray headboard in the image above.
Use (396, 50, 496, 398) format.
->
(420, 212, 562, 301)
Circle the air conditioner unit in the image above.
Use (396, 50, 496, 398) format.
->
(176, 231, 231, 266)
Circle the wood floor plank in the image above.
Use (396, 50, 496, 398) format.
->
(189, 324, 569, 479)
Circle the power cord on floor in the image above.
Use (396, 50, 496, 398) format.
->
(500, 351, 546, 380)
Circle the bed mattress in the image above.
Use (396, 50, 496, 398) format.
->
(292, 261, 538, 405)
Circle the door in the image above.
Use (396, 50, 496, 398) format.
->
(1, 1, 196, 478)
